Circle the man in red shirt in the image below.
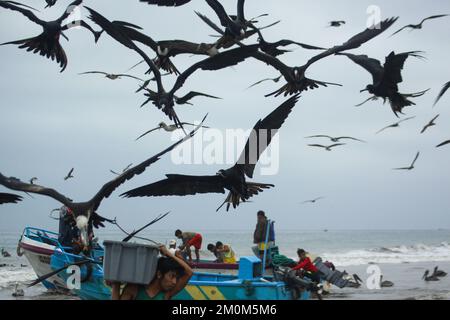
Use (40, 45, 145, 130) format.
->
(292, 249, 321, 283)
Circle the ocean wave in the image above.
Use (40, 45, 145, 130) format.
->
(0, 266, 36, 289)
(321, 242, 450, 267)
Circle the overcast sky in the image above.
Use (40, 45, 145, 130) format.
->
(1, 0, 450, 233)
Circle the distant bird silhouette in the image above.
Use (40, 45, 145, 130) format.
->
(247, 75, 282, 89)
(380, 275, 394, 287)
(139, 0, 191, 6)
(305, 135, 365, 143)
(432, 266, 447, 277)
(420, 114, 439, 134)
(122, 95, 300, 211)
(79, 71, 144, 82)
(308, 144, 345, 151)
(393, 152, 420, 171)
(0, 193, 23, 205)
(339, 51, 428, 116)
(423, 269, 440, 281)
(251, 17, 398, 97)
(0, 0, 100, 72)
(136, 122, 209, 141)
(302, 197, 325, 204)
(391, 14, 449, 37)
(434, 81, 450, 106)
(64, 168, 74, 181)
(110, 164, 133, 176)
(376, 116, 415, 134)
(436, 140, 450, 148)
(328, 21, 346, 27)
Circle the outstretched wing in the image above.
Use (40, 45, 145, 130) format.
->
(421, 14, 449, 25)
(79, 71, 108, 76)
(170, 44, 259, 95)
(236, 95, 300, 178)
(121, 174, 226, 198)
(205, 0, 233, 28)
(390, 25, 414, 37)
(135, 127, 161, 141)
(139, 0, 191, 7)
(237, 0, 245, 22)
(115, 21, 159, 52)
(0, 173, 73, 206)
(116, 74, 144, 81)
(434, 81, 450, 106)
(0, 1, 44, 25)
(305, 17, 398, 68)
(382, 51, 424, 88)
(175, 91, 221, 105)
(89, 116, 207, 209)
(195, 11, 226, 35)
(85, 7, 162, 90)
(436, 140, 450, 148)
(0, 192, 23, 204)
(411, 152, 420, 167)
(338, 53, 384, 84)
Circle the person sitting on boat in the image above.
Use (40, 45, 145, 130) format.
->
(207, 243, 224, 263)
(292, 249, 322, 283)
(110, 245, 193, 300)
(175, 230, 202, 263)
(215, 241, 236, 264)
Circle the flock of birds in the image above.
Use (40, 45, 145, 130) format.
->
(0, 0, 449, 249)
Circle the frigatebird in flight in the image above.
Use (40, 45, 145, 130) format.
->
(122, 95, 300, 211)
(393, 152, 420, 171)
(250, 17, 398, 97)
(86, 6, 258, 130)
(305, 135, 365, 143)
(0, 0, 100, 72)
(376, 116, 415, 134)
(307, 144, 345, 151)
(79, 71, 144, 82)
(339, 51, 429, 116)
(420, 114, 439, 134)
(328, 21, 346, 27)
(136, 121, 209, 141)
(391, 14, 449, 37)
(0, 120, 204, 246)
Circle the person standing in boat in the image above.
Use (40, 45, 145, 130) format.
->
(175, 230, 203, 263)
(58, 206, 79, 248)
(110, 245, 193, 300)
(253, 210, 274, 259)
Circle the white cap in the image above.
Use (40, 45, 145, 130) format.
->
(169, 239, 177, 246)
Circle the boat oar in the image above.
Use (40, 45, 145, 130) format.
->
(122, 211, 170, 242)
(27, 258, 100, 288)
